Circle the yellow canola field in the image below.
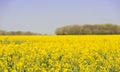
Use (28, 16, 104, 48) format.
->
(0, 35, 120, 72)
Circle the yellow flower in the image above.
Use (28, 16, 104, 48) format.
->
(17, 62, 23, 68)
(11, 70, 17, 72)
(4, 69, 8, 72)
(0, 35, 120, 71)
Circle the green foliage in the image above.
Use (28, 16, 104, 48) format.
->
(0, 30, 41, 35)
(55, 24, 120, 35)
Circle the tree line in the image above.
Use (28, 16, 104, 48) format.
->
(1, 24, 120, 35)
(55, 24, 120, 35)
(0, 30, 40, 35)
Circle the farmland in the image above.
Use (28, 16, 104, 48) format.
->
(0, 35, 120, 72)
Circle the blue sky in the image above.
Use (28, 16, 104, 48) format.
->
(0, 0, 120, 34)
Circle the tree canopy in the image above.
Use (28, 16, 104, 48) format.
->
(55, 24, 120, 35)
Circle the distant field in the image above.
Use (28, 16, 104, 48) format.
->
(0, 35, 120, 72)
